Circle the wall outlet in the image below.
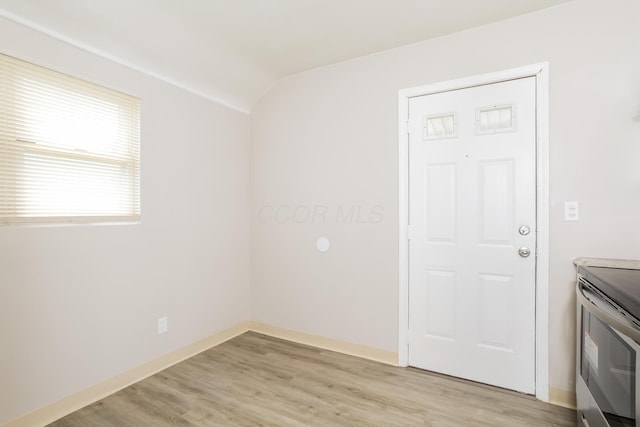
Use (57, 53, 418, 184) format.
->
(157, 316, 168, 335)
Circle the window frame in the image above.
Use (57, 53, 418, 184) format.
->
(0, 53, 141, 226)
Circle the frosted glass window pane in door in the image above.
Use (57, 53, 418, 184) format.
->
(423, 113, 456, 140)
(476, 105, 516, 134)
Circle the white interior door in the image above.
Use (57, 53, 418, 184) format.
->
(407, 77, 536, 394)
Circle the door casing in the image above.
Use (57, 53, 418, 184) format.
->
(397, 63, 550, 402)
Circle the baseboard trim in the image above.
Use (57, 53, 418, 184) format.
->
(249, 321, 399, 366)
(6, 321, 397, 426)
(549, 387, 577, 410)
(14, 321, 568, 426)
(3, 322, 251, 427)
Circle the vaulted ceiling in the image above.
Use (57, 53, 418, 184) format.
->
(0, 0, 572, 112)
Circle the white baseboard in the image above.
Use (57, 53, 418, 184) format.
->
(3, 322, 251, 427)
(4, 322, 396, 427)
(8, 321, 568, 426)
(249, 321, 399, 366)
(549, 387, 577, 410)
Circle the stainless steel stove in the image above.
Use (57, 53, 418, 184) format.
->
(577, 265, 640, 427)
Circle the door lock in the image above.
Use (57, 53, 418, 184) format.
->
(519, 225, 531, 236)
(518, 247, 531, 258)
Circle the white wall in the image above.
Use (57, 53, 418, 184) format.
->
(2, 0, 640, 419)
(251, 0, 640, 400)
(0, 18, 251, 424)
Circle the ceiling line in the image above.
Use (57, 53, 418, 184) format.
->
(0, 8, 250, 114)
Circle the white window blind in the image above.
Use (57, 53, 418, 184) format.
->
(0, 53, 140, 225)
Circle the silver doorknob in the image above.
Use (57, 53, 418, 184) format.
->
(519, 225, 530, 236)
(518, 247, 531, 258)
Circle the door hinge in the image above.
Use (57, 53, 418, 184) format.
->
(407, 224, 413, 240)
(406, 119, 410, 135)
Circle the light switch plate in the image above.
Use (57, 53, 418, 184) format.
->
(564, 201, 579, 221)
(157, 316, 168, 335)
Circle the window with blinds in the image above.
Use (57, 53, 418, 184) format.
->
(0, 53, 140, 225)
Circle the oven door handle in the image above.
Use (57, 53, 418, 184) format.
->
(576, 280, 640, 343)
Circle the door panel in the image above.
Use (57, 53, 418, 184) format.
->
(425, 163, 456, 242)
(478, 160, 514, 244)
(425, 268, 457, 340)
(408, 77, 536, 394)
(478, 273, 514, 351)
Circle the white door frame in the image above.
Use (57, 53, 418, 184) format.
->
(398, 63, 550, 402)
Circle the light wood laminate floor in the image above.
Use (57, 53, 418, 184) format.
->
(49, 332, 576, 426)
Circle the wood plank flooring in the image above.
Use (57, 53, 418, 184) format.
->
(49, 332, 576, 426)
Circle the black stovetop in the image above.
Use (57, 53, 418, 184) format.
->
(579, 265, 640, 322)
